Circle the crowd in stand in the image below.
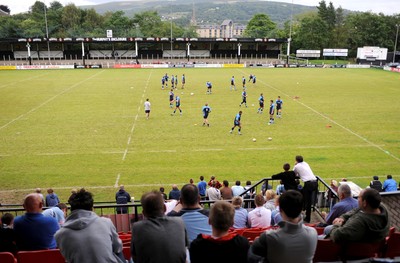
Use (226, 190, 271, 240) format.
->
(0, 155, 398, 262)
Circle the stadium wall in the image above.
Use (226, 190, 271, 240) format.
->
(381, 192, 400, 231)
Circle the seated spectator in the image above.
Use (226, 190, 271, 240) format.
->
(190, 201, 250, 263)
(271, 196, 282, 226)
(243, 180, 255, 199)
(131, 191, 187, 263)
(263, 189, 276, 211)
(42, 203, 68, 226)
(189, 178, 194, 184)
(206, 180, 221, 202)
(14, 193, 59, 250)
(232, 197, 248, 229)
(327, 188, 390, 243)
(220, 180, 233, 200)
(275, 180, 285, 195)
(0, 213, 17, 254)
(232, 180, 245, 197)
(45, 188, 60, 207)
(369, 176, 383, 192)
(325, 184, 358, 225)
(168, 184, 212, 243)
(261, 181, 272, 195)
(169, 184, 181, 200)
(197, 176, 207, 199)
(55, 189, 124, 263)
(208, 175, 222, 189)
(248, 194, 271, 228)
(383, 175, 397, 192)
(160, 187, 168, 200)
(327, 179, 339, 206)
(35, 188, 44, 204)
(271, 163, 299, 191)
(250, 190, 318, 263)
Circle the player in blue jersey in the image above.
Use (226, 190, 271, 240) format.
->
(230, 111, 242, 135)
(230, 76, 236, 91)
(257, 93, 264, 114)
(202, 103, 211, 127)
(268, 100, 275, 125)
(161, 76, 166, 90)
(206, 81, 212, 94)
(249, 74, 253, 82)
(175, 75, 178, 88)
(252, 75, 256, 84)
(276, 96, 283, 118)
(239, 89, 248, 107)
(242, 76, 246, 88)
(169, 89, 174, 108)
(164, 73, 169, 88)
(172, 95, 182, 115)
(181, 74, 186, 89)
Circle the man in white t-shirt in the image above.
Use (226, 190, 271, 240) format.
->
(144, 98, 151, 119)
(293, 155, 317, 223)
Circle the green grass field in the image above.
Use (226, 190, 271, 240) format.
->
(1, 67, 399, 204)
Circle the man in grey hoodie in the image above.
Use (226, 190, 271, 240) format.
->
(55, 188, 124, 263)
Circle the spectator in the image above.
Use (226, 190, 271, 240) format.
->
(328, 188, 390, 243)
(264, 190, 276, 211)
(232, 180, 245, 197)
(270, 196, 282, 226)
(324, 184, 358, 225)
(208, 175, 222, 189)
(220, 180, 233, 200)
(45, 188, 60, 207)
(250, 190, 318, 263)
(14, 193, 59, 250)
(327, 179, 339, 207)
(131, 190, 187, 263)
(167, 184, 212, 243)
(271, 163, 299, 191)
(293, 155, 317, 223)
(189, 178, 194, 184)
(169, 184, 181, 200)
(115, 185, 131, 214)
(398, 182, 400, 191)
(35, 188, 44, 204)
(206, 180, 221, 202)
(55, 189, 124, 263)
(190, 201, 250, 263)
(275, 180, 285, 195)
(261, 181, 272, 195)
(383, 175, 397, 192)
(160, 187, 168, 200)
(243, 180, 255, 199)
(0, 213, 17, 254)
(369, 176, 383, 192)
(197, 176, 207, 199)
(42, 203, 68, 226)
(232, 196, 248, 229)
(248, 194, 271, 228)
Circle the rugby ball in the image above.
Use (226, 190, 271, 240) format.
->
(268, 137, 272, 141)
(252, 138, 257, 142)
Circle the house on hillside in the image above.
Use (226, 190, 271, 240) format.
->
(196, 20, 246, 38)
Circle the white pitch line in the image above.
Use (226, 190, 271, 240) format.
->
(0, 72, 49, 89)
(114, 173, 121, 187)
(193, 148, 224, 152)
(255, 76, 400, 163)
(147, 150, 177, 153)
(121, 70, 153, 161)
(0, 70, 105, 132)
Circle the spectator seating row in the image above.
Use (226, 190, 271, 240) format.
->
(314, 228, 400, 262)
(0, 249, 65, 263)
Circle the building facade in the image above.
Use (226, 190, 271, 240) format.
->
(196, 20, 246, 38)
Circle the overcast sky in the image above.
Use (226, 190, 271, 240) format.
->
(3, 0, 400, 16)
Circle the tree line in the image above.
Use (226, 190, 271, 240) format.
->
(0, 1, 399, 57)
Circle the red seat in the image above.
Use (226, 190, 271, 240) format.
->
(123, 246, 131, 261)
(341, 240, 385, 261)
(313, 239, 341, 263)
(384, 232, 400, 258)
(17, 249, 66, 263)
(242, 228, 266, 243)
(0, 252, 17, 263)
